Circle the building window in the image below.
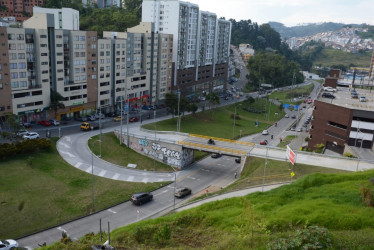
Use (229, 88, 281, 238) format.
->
(10, 72, 18, 79)
(11, 81, 19, 88)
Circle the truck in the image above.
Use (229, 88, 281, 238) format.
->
(80, 122, 100, 131)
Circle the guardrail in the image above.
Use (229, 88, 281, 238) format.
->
(189, 133, 255, 147)
(177, 141, 247, 156)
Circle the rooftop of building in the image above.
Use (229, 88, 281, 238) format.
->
(317, 85, 374, 112)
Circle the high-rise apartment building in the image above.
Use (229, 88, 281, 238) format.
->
(0, 0, 46, 21)
(142, 0, 231, 98)
(33, 7, 80, 30)
(370, 50, 374, 79)
(0, 15, 172, 122)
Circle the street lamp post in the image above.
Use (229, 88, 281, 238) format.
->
(233, 104, 241, 139)
(154, 110, 157, 170)
(90, 139, 101, 212)
(177, 89, 181, 132)
(99, 105, 102, 157)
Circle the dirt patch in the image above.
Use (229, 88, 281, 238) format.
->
(190, 185, 222, 199)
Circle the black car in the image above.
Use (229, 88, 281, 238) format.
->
(131, 192, 153, 205)
(235, 158, 241, 163)
(322, 93, 335, 99)
(175, 187, 191, 198)
(211, 153, 222, 158)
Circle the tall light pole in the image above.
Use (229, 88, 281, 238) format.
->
(154, 109, 157, 170)
(233, 104, 241, 139)
(99, 105, 102, 158)
(90, 139, 101, 212)
(177, 89, 181, 132)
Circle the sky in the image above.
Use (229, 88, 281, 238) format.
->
(188, 0, 374, 27)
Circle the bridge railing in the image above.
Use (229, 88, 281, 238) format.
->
(189, 133, 255, 147)
(178, 141, 247, 156)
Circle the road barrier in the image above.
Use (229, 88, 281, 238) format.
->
(189, 133, 255, 147)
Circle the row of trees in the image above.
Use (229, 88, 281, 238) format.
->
(44, 0, 142, 37)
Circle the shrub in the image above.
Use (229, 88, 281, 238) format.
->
(344, 152, 357, 158)
(0, 138, 51, 161)
(304, 137, 309, 142)
(267, 225, 331, 250)
(153, 224, 171, 245)
(359, 186, 374, 207)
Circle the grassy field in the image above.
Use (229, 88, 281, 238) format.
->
(277, 135, 297, 148)
(45, 169, 374, 249)
(314, 48, 373, 67)
(268, 83, 314, 105)
(143, 100, 284, 140)
(89, 133, 173, 172)
(0, 138, 168, 239)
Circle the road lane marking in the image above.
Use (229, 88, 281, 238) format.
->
(75, 162, 82, 168)
(85, 167, 91, 173)
(107, 209, 116, 214)
(142, 178, 149, 183)
(98, 170, 106, 177)
(112, 173, 120, 180)
(127, 176, 134, 181)
(59, 150, 76, 158)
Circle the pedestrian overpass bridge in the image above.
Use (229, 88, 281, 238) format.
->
(113, 127, 374, 171)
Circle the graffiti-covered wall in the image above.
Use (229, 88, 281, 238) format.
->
(114, 131, 194, 169)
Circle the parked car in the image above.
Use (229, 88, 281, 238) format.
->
(261, 130, 269, 135)
(113, 116, 124, 122)
(211, 153, 222, 158)
(322, 93, 335, 99)
(351, 93, 358, 99)
(175, 187, 191, 198)
(307, 99, 313, 104)
(20, 122, 32, 129)
(95, 113, 105, 119)
(285, 114, 289, 118)
(86, 115, 96, 121)
(260, 140, 268, 145)
(0, 239, 18, 249)
(291, 114, 296, 119)
(297, 128, 302, 132)
(131, 192, 153, 205)
(23, 132, 40, 140)
(38, 120, 51, 126)
(235, 158, 241, 163)
(49, 119, 60, 126)
(323, 87, 336, 92)
(290, 126, 296, 131)
(129, 117, 139, 122)
(359, 96, 366, 102)
(75, 116, 87, 122)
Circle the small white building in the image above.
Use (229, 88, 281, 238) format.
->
(32, 7, 80, 30)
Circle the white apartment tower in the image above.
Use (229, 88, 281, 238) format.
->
(142, 0, 231, 98)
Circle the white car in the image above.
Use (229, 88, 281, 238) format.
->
(23, 132, 40, 140)
(261, 130, 269, 135)
(359, 96, 366, 102)
(0, 239, 18, 249)
(49, 119, 60, 126)
(95, 113, 105, 119)
(323, 87, 336, 92)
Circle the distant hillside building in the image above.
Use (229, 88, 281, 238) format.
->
(32, 7, 80, 31)
(0, 0, 46, 22)
(238, 44, 255, 62)
(142, 0, 231, 98)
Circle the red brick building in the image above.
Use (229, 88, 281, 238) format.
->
(0, 0, 45, 21)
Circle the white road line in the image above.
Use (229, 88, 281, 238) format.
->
(57, 226, 66, 233)
(157, 178, 164, 182)
(98, 170, 106, 177)
(85, 167, 91, 173)
(75, 162, 82, 168)
(154, 190, 168, 196)
(142, 178, 149, 183)
(127, 176, 134, 181)
(59, 150, 76, 158)
(187, 176, 197, 180)
(112, 173, 120, 180)
(60, 142, 71, 149)
(107, 209, 117, 214)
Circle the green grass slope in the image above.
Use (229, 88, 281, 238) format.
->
(314, 48, 373, 67)
(46, 170, 374, 249)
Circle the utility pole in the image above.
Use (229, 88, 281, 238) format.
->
(177, 89, 181, 132)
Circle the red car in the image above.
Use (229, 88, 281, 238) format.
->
(307, 99, 313, 104)
(260, 140, 268, 145)
(129, 117, 139, 122)
(38, 120, 51, 126)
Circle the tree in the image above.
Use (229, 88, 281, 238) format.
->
(1, 112, 22, 141)
(50, 90, 65, 118)
(187, 103, 198, 116)
(206, 92, 220, 119)
(164, 93, 178, 117)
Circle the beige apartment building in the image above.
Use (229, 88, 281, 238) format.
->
(0, 14, 172, 123)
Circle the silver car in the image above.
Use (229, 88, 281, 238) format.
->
(23, 132, 40, 140)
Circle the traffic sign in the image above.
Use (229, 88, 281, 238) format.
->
(286, 145, 296, 165)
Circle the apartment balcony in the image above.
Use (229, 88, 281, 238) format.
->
(28, 75, 36, 80)
(28, 84, 42, 89)
(26, 38, 34, 43)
